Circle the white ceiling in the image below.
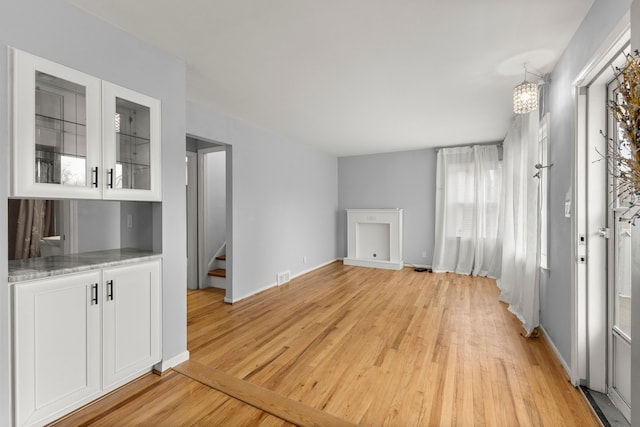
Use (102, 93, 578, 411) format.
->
(67, 0, 593, 157)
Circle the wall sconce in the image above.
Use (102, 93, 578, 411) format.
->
(513, 67, 539, 114)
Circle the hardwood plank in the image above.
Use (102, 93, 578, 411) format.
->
(53, 262, 599, 426)
(174, 360, 358, 427)
(50, 370, 293, 427)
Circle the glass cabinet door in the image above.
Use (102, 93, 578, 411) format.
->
(102, 82, 161, 201)
(11, 48, 101, 199)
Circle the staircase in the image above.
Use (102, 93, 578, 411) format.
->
(207, 255, 226, 289)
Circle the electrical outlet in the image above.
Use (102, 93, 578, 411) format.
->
(422, 251, 427, 258)
(303, 256, 307, 264)
(127, 214, 133, 228)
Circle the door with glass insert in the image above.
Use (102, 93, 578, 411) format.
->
(102, 82, 161, 201)
(11, 49, 101, 198)
(607, 80, 633, 423)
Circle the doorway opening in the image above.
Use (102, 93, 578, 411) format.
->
(186, 136, 231, 301)
(574, 25, 631, 424)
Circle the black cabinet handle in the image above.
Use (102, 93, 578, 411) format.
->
(91, 283, 98, 305)
(91, 167, 98, 187)
(107, 168, 114, 189)
(107, 280, 114, 301)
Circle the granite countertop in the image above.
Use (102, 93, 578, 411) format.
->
(8, 248, 162, 283)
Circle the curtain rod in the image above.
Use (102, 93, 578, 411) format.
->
(433, 141, 503, 152)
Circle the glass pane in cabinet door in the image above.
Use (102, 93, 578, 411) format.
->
(34, 71, 87, 186)
(114, 97, 151, 190)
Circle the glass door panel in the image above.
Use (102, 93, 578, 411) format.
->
(35, 72, 88, 186)
(607, 76, 632, 422)
(115, 98, 151, 191)
(614, 217, 632, 339)
(102, 81, 161, 201)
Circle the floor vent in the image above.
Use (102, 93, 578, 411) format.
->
(277, 271, 290, 285)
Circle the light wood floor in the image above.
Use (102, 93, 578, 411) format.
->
(53, 262, 598, 426)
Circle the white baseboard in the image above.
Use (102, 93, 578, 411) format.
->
(403, 263, 432, 269)
(292, 258, 340, 280)
(224, 259, 341, 304)
(225, 281, 277, 304)
(343, 257, 403, 270)
(539, 325, 571, 379)
(154, 350, 190, 372)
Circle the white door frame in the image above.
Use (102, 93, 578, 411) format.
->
(186, 151, 198, 289)
(571, 16, 630, 390)
(197, 146, 225, 290)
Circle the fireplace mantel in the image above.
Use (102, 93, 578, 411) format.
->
(343, 209, 404, 270)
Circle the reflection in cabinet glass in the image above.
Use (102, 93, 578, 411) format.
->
(115, 97, 151, 191)
(35, 71, 88, 186)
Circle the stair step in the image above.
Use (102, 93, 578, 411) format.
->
(208, 269, 226, 278)
(215, 255, 226, 261)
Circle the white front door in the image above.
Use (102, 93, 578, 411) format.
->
(606, 78, 633, 423)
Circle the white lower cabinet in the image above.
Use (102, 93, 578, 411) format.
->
(14, 271, 102, 427)
(13, 259, 161, 426)
(102, 262, 161, 389)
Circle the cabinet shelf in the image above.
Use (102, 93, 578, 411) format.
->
(117, 133, 150, 144)
(36, 113, 86, 128)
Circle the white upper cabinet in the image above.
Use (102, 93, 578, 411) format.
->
(11, 48, 102, 199)
(102, 82, 161, 201)
(10, 48, 162, 201)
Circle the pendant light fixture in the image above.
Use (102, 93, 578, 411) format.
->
(513, 66, 538, 114)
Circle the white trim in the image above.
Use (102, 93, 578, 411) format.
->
(343, 258, 404, 270)
(197, 146, 226, 290)
(609, 386, 631, 423)
(538, 113, 550, 270)
(186, 152, 198, 290)
(572, 18, 630, 390)
(154, 350, 190, 372)
(197, 151, 207, 289)
(292, 258, 340, 280)
(540, 325, 571, 379)
(224, 281, 279, 304)
(572, 86, 586, 387)
(224, 259, 340, 304)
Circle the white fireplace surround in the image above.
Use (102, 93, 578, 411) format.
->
(343, 209, 404, 270)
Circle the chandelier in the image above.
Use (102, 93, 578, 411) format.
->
(513, 68, 538, 114)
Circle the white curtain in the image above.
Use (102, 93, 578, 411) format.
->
(497, 112, 540, 335)
(432, 145, 502, 277)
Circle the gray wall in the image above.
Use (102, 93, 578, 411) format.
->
(77, 201, 121, 252)
(187, 101, 339, 302)
(543, 0, 631, 365)
(77, 201, 155, 253)
(120, 201, 155, 251)
(0, 1, 187, 424)
(338, 149, 437, 266)
(206, 151, 226, 262)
